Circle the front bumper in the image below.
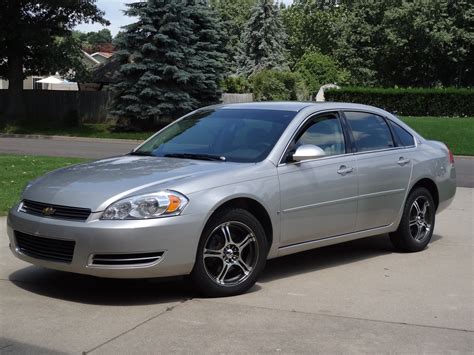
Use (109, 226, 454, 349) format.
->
(7, 208, 205, 278)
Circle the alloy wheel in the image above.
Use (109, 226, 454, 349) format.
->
(409, 196, 433, 242)
(202, 221, 259, 287)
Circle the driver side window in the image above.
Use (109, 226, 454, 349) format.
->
(295, 114, 346, 156)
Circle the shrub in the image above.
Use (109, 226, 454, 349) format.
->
(221, 76, 252, 94)
(251, 70, 307, 101)
(325, 87, 474, 116)
(295, 51, 350, 95)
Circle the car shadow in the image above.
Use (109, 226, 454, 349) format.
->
(9, 234, 442, 304)
(9, 267, 195, 306)
(259, 233, 443, 283)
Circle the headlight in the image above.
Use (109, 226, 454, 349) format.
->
(101, 190, 189, 220)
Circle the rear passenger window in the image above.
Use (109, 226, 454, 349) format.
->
(344, 112, 394, 152)
(389, 121, 415, 147)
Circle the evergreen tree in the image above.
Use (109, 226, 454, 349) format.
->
(209, 0, 258, 71)
(237, 0, 288, 76)
(112, 0, 226, 125)
(187, 0, 227, 106)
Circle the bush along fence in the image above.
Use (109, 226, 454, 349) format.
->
(325, 87, 474, 117)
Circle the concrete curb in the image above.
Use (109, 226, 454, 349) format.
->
(454, 155, 474, 160)
(0, 133, 143, 144)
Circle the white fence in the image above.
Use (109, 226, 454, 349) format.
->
(221, 93, 254, 104)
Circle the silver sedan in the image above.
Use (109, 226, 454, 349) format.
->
(7, 102, 456, 296)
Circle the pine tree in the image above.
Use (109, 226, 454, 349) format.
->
(237, 0, 288, 76)
(112, 0, 226, 125)
(187, 0, 227, 106)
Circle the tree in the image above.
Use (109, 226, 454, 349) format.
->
(112, 0, 226, 126)
(379, 0, 473, 87)
(251, 69, 306, 101)
(221, 76, 252, 93)
(334, 0, 473, 87)
(282, 0, 348, 66)
(0, 0, 108, 120)
(331, 0, 386, 86)
(74, 28, 114, 53)
(209, 0, 258, 72)
(237, 0, 288, 76)
(295, 50, 349, 94)
(187, 0, 227, 106)
(284, 0, 473, 87)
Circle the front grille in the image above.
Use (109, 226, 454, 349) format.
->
(15, 231, 75, 263)
(21, 200, 91, 221)
(90, 252, 164, 266)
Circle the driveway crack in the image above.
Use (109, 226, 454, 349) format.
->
(198, 299, 474, 333)
(82, 298, 190, 354)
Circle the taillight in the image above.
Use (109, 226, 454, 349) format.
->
(448, 148, 454, 165)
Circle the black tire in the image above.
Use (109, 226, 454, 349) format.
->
(191, 208, 268, 297)
(390, 187, 435, 252)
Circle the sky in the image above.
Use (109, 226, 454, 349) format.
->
(76, 0, 132, 36)
(76, 0, 293, 36)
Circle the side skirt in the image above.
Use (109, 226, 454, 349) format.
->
(277, 224, 395, 258)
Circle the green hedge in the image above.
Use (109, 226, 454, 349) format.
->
(325, 87, 474, 116)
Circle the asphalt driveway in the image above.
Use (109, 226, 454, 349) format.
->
(0, 188, 472, 353)
(0, 136, 138, 159)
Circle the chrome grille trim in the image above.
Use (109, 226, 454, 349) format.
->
(90, 252, 164, 267)
(20, 200, 91, 221)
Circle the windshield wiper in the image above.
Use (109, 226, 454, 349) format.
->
(164, 153, 226, 161)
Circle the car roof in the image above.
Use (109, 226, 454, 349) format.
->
(208, 101, 390, 114)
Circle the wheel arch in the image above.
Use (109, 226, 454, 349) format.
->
(206, 197, 274, 251)
(409, 178, 439, 210)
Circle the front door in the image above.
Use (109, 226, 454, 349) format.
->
(278, 112, 358, 247)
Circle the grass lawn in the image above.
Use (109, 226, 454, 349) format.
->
(0, 155, 87, 216)
(400, 117, 474, 156)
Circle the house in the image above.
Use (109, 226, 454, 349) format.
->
(0, 50, 114, 91)
(78, 58, 119, 91)
(91, 52, 114, 64)
(82, 50, 101, 68)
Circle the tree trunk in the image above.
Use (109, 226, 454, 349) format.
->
(3, 49, 25, 121)
(0, 0, 25, 123)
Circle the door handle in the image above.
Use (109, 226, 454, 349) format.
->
(337, 165, 353, 176)
(397, 157, 411, 166)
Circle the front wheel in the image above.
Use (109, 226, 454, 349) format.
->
(191, 208, 268, 297)
(390, 187, 435, 252)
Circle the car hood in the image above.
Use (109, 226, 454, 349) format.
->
(23, 155, 243, 211)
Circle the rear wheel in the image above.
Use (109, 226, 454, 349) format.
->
(191, 208, 268, 297)
(390, 187, 435, 252)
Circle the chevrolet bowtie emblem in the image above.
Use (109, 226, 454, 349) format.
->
(42, 207, 56, 216)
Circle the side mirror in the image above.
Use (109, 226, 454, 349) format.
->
(292, 144, 326, 162)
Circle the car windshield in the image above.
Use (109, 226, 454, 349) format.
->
(133, 108, 297, 163)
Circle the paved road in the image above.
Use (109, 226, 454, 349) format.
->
(0, 136, 138, 159)
(456, 156, 474, 188)
(0, 189, 472, 353)
(1, 135, 472, 187)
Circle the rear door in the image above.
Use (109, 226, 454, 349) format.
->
(277, 112, 358, 246)
(343, 111, 412, 231)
